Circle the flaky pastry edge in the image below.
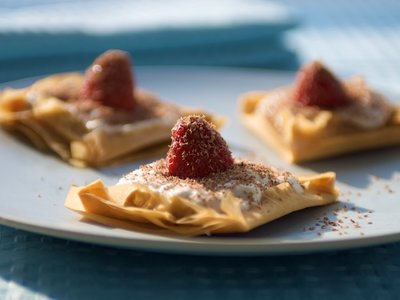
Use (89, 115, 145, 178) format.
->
(65, 172, 338, 236)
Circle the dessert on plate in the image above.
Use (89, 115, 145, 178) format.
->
(0, 50, 221, 167)
(239, 60, 400, 163)
(65, 115, 338, 236)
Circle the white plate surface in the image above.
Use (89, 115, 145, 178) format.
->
(0, 66, 399, 255)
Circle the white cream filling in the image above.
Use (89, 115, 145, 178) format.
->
(340, 77, 393, 129)
(85, 114, 179, 132)
(258, 79, 394, 130)
(118, 161, 304, 211)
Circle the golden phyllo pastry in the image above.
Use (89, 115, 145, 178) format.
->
(0, 50, 221, 167)
(65, 116, 338, 236)
(239, 61, 400, 163)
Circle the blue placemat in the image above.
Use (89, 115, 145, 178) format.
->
(1, 226, 400, 300)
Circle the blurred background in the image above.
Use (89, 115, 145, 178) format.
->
(0, 0, 399, 91)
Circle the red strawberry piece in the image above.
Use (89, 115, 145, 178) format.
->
(167, 115, 234, 179)
(80, 50, 136, 110)
(294, 61, 350, 109)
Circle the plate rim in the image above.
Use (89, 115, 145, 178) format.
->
(2, 212, 400, 256)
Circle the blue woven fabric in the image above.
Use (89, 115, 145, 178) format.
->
(1, 226, 400, 300)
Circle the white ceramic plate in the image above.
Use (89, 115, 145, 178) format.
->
(0, 66, 399, 256)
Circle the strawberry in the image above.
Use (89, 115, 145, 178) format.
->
(294, 61, 350, 109)
(80, 50, 136, 110)
(167, 115, 234, 179)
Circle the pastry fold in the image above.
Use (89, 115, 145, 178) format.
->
(239, 90, 400, 163)
(65, 172, 338, 236)
(0, 73, 222, 167)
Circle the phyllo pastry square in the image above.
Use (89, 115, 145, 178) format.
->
(65, 115, 338, 236)
(239, 61, 400, 163)
(0, 50, 221, 167)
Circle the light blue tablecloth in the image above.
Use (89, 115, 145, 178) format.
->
(1, 1, 400, 299)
